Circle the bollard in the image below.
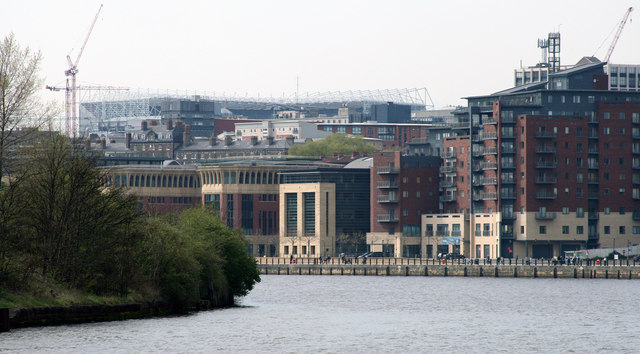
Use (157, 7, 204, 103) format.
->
(494, 267, 498, 277)
(553, 267, 557, 278)
(514, 267, 517, 277)
(424, 266, 428, 276)
(479, 267, 483, 277)
(573, 268, 577, 279)
(405, 266, 409, 276)
(534, 267, 538, 278)
(444, 266, 448, 277)
(386, 266, 390, 276)
(464, 267, 468, 277)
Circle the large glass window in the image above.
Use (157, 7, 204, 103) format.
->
(286, 193, 297, 236)
(303, 192, 315, 236)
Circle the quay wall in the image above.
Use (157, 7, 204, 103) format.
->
(258, 264, 640, 280)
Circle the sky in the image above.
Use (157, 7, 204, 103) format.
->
(1, 0, 639, 110)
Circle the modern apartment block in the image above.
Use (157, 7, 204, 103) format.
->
(430, 60, 640, 259)
(279, 167, 370, 258)
(367, 151, 441, 258)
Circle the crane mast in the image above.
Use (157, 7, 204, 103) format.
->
(604, 7, 633, 63)
(63, 4, 103, 137)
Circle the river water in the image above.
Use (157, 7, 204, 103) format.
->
(1, 275, 639, 353)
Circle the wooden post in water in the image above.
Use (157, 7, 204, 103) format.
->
(0, 308, 9, 332)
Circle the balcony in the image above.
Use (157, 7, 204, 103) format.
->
(451, 231, 462, 237)
(535, 212, 557, 220)
(588, 192, 599, 199)
(588, 133, 599, 139)
(377, 214, 399, 223)
(588, 178, 599, 184)
(481, 132, 498, 140)
(633, 164, 640, 170)
(440, 180, 456, 188)
(483, 147, 498, 155)
(376, 181, 398, 189)
(435, 230, 450, 237)
(482, 162, 498, 170)
(588, 117, 599, 124)
(535, 146, 557, 154)
(501, 192, 516, 199)
(377, 195, 398, 203)
(483, 192, 498, 200)
(441, 195, 456, 202)
(588, 148, 599, 154)
(441, 166, 457, 173)
(536, 191, 557, 199)
(589, 232, 599, 240)
(588, 162, 600, 169)
(501, 116, 515, 124)
(633, 149, 640, 155)
(633, 177, 640, 185)
(472, 164, 482, 172)
(633, 212, 640, 221)
(536, 176, 557, 184)
(472, 149, 484, 157)
(536, 161, 557, 169)
(442, 151, 456, 159)
(502, 212, 515, 220)
(501, 132, 515, 139)
(588, 213, 599, 220)
(481, 177, 498, 185)
(501, 176, 514, 184)
(483, 118, 498, 125)
(501, 147, 515, 154)
(535, 131, 557, 138)
(377, 166, 399, 174)
(501, 162, 515, 169)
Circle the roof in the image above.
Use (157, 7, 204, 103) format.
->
(344, 157, 373, 169)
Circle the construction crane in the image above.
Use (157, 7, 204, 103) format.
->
(604, 6, 633, 63)
(60, 4, 103, 137)
(45, 85, 129, 135)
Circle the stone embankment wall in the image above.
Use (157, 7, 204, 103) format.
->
(259, 264, 640, 280)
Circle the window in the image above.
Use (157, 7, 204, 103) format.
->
(403, 177, 408, 184)
(520, 226, 525, 234)
(539, 226, 547, 234)
(633, 226, 640, 234)
(562, 226, 569, 234)
(604, 226, 610, 234)
(620, 207, 625, 215)
(576, 207, 584, 218)
(604, 112, 610, 120)
(402, 191, 408, 198)
(619, 112, 626, 120)
(416, 191, 421, 198)
(604, 207, 610, 215)
(577, 226, 584, 234)
(562, 207, 569, 214)
(620, 226, 626, 234)
(620, 188, 626, 195)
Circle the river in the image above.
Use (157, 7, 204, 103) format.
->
(1, 275, 639, 353)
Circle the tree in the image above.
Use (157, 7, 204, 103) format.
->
(288, 134, 375, 157)
(0, 33, 56, 286)
(0, 33, 55, 183)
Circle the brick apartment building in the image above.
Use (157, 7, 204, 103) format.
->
(428, 61, 640, 259)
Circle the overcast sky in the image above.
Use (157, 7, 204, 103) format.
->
(2, 0, 639, 109)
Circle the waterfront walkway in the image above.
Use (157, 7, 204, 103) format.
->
(256, 257, 640, 279)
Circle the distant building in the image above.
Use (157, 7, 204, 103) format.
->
(160, 96, 221, 137)
(370, 102, 411, 123)
(234, 120, 331, 141)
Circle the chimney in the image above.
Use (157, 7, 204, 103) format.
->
(209, 136, 216, 146)
(100, 137, 106, 149)
(251, 136, 258, 145)
(167, 120, 173, 130)
(141, 120, 148, 131)
(352, 151, 359, 158)
(125, 132, 131, 149)
(267, 136, 274, 145)
(225, 135, 233, 146)
(183, 124, 191, 146)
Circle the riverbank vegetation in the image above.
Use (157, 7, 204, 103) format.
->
(0, 33, 259, 310)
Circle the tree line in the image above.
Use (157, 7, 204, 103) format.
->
(0, 33, 259, 309)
